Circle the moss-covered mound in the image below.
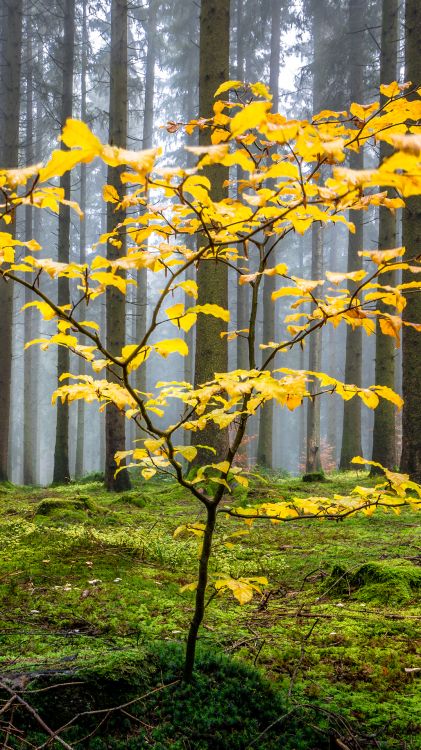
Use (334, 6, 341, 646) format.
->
(1, 646, 325, 749)
(329, 559, 421, 604)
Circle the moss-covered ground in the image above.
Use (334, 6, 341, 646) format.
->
(0, 471, 420, 748)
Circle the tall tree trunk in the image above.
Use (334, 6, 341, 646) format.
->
(75, 0, 88, 479)
(105, 0, 131, 491)
(400, 0, 421, 479)
(339, 0, 365, 471)
(0, 0, 22, 482)
(53, 0, 75, 484)
(192, 0, 230, 463)
(135, 0, 157, 398)
(306, 225, 323, 472)
(256, 0, 281, 469)
(23, 15, 37, 485)
(371, 0, 398, 472)
(235, 0, 248, 372)
(305, 0, 326, 475)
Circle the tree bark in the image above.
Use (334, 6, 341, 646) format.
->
(400, 0, 421, 480)
(305, 0, 326, 474)
(53, 0, 75, 484)
(371, 0, 398, 472)
(183, 502, 216, 681)
(339, 0, 365, 471)
(105, 0, 131, 491)
(0, 0, 22, 482)
(257, 0, 281, 469)
(75, 0, 88, 479)
(192, 0, 230, 463)
(23, 15, 38, 485)
(306, 225, 323, 473)
(135, 0, 157, 398)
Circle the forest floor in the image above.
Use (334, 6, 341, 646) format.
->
(0, 471, 420, 749)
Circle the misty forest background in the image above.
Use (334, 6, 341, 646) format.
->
(0, 0, 420, 488)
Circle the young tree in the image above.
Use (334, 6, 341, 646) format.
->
(2, 81, 421, 685)
(371, 0, 399, 472)
(0, 0, 22, 482)
(53, 0, 76, 484)
(401, 0, 421, 480)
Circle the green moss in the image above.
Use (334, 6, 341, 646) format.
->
(329, 560, 421, 604)
(0, 472, 419, 748)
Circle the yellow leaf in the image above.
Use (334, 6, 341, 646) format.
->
(153, 338, 189, 358)
(379, 81, 400, 98)
(102, 184, 120, 203)
(358, 389, 379, 409)
(187, 303, 230, 322)
(230, 101, 271, 137)
(325, 269, 367, 285)
(60, 119, 102, 152)
(142, 467, 156, 480)
(166, 303, 197, 332)
(175, 445, 197, 463)
(214, 80, 243, 97)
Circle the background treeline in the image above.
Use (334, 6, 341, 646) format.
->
(0, 0, 420, 486)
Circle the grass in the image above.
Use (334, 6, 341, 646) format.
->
(0, 471, 420, 748)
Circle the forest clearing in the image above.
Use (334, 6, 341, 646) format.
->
(0, 0, 421, 747)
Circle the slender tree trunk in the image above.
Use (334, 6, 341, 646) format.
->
(23, 18, 37, 485)
(306, 225, 323, 473)
(53, 0, 75, 484)
(0, 0, 22, 482)
(400, 0, 421, 479)
(371, 0, 398, 472)
(257, 0, 281, 469)
(135, 0, 157, 398)
(75, 0, 88, 479)
(183, 503, 216, 681)
(235, 0, 248, 372)
(305, 0, 326, 475)
(339, 0, 365, 471)
(105, 0, 131, 491)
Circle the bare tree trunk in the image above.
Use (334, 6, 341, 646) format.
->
(371, 0, 398, 472)
(23, 15, 37, 485)
(105, 0, 131, 491)
(257, 0, 281, 469)
(192, 0, 230, 463)
(135, 0, 157, 398)
(305, 0, 326, 475)
(400, 0, 421, 479)
(235, 0, 248, 372)
(0, 0, 22, 482)
(339, 0, 365, 471)
(306, 225, 323, 473)
(75, 0, 88, 479)
(53, 0, 75, 484)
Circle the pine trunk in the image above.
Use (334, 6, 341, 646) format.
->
(0, 0, 22, 481)
(75, 0, 88, 479)
(105, 0, 131, 491)
(192, 0, 230, 463)
(257, 0, 281, 469)
(339, 0, 365, 471)
(400, 0, 421, 479)
(53, 0, 75, 484)
(371, 0, 398, 472)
